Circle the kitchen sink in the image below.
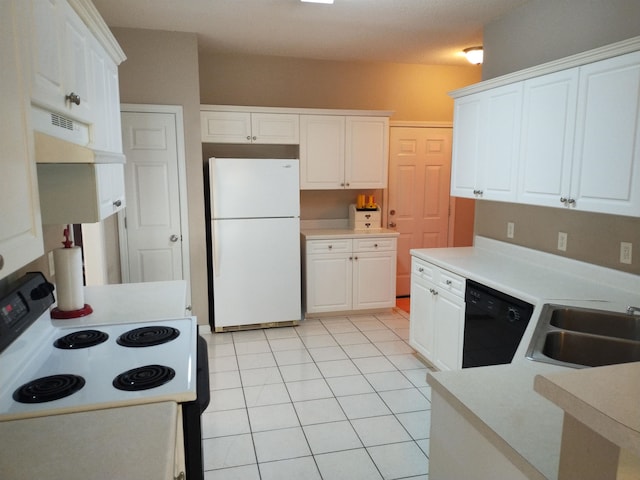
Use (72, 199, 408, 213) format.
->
(526, 304, 640, 368)
(549, 307, 640, 341)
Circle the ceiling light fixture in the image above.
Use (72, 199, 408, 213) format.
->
(301, 0, 334, 3)
(463, 46, 484, 65)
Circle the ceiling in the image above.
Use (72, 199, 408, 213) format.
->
(91, 0, 529, 66)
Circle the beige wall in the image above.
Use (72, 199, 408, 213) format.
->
(482, 0, 640, 80)
(199, 52, 480, 121)
(473, 0, 640, 275)
(112, 28, 209, 325)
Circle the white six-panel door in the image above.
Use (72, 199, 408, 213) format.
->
(119, 107, 189, 286)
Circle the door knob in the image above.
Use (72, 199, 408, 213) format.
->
(170, 234, 179, 242)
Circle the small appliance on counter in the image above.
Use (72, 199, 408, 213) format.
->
(349, 197, 381, 230)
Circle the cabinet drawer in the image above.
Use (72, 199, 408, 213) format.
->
(353, 237, 396, 252)
(438, 270, 465, 297)
(411, 257, 437, 283)
(307, 239, 352, 254)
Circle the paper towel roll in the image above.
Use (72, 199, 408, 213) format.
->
(53, 247, 84, 311)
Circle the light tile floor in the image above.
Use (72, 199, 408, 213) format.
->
(201, 308, 434, 480)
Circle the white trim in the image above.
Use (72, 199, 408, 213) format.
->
(201, 104, 394, 117)
(390, 121, 453, 128)
(67, 0, 126, 64)
(118, 104, 193, 312)
(450, 35, 640, 98)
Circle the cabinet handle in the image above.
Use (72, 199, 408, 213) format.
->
(345, 182, 350, 187)
(445, 279, 452, 285)
(246, 136, 251, 141)
(418, 267, 424, 273)
(0, 254, 4, 271)
(170, 234, 179, 242)
(113, 199, 122, 207)
(328, 245, 333, 250)
(567, 198, 576, 206)
(65, 92, 81, 106)
(429, 288, 438, 295)
(389, 222, 396, 228)
(252, 136, 257, 141)
(340, 182, 345, 187)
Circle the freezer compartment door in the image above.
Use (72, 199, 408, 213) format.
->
(209, 157, 300, 219)
(211, 217, 301, 328)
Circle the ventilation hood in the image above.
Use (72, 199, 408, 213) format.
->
(32, 105, 125, 164)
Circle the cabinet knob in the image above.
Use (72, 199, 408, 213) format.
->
(445, 279, 452, 285)
(65, 92, 81, 106)
(389, 209, 396, 215)
(170, 234, 179, 243)
(567, 198, 576, 206)
(560, 196, 568, 204)
(418, 267, 424, 273)
(113, 199, 122, 207)
(373, 243, 378, 248)
(246, 136, 251, 141)
(252, 136, 257, 141)
(328, 245, 333, 250)
(345, 182, 350, 187)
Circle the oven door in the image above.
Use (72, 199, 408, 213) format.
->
(181, 335, 210, 480)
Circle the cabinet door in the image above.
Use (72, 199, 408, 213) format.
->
(345, 116, 389, 189)
(433, 289, 465, 371)
(451, 95, 482, 198)
(306, 253, 352, 313)
(480, 83, 522, 201)
(571, 51, 640, 216)
(518, 68, 579, 207)
(30, 0, 66, 113)
(409, 274, 436, 362)
(97, 163, 126, 220)
(251, 113, 299, 144)
(0, 0, 44, 279)
(299, 115, 346, 189)
(201, 111, 252, 143)
(352, 251, 396, 310)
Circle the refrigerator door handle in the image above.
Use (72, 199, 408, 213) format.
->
(212, 223, 220, 277)
(209, 158, 221, 277)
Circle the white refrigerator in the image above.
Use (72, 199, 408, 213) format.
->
(208, 157, 301, 329)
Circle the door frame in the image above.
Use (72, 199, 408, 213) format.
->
(117, 104, 192, 307)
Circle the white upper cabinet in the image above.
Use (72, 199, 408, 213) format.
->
(570, 51, 640, 216)
(28, 0, 125, 153)
(300, 115, 389, 189)
(200, 110, 299, 144)
(452, 41, 640, 217)
(451, 82, 522, 201)
(0, 0, 44, 280)
(518, 68, 579, 207)
(300, 115, 346, 189)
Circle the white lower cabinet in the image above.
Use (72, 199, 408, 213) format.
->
(409, 256, 465, 371)
(304, 236, 397, 314)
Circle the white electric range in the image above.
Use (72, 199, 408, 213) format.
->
(0, 272, 209, 479)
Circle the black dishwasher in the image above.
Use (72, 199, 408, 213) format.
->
(463, 280, 533, 368)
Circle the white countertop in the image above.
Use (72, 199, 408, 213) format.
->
(0, 402, 179, 480)
(301, 227, 399, 239)
(52, 280, 188, 327)
(419, 237, 640, 479)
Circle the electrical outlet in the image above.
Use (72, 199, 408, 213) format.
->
(507, 222, 515, 239)
(557, 232, 568, 252)
(620, 242, 632, 264)
(48, 251, 55, 276)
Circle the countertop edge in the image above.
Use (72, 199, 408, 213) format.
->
(428, 372, 548, 480)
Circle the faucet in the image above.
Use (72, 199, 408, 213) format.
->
(626, 305, 640, 315)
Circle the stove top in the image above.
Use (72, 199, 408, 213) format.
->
(0, 273, 197, 422)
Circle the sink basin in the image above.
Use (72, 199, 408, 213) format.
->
(549, 307, 640, 341)
(542, 330, 640, 367)
(526, 304, 640, 368)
